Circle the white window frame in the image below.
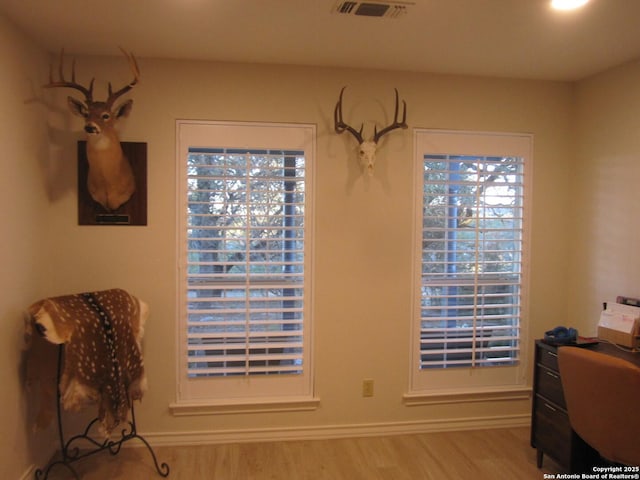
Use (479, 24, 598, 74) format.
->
(408, 129, 532, 401)
(174, 120, 316, 412)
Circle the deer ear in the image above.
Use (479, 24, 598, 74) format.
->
(115, 99, 134, 119)
(67, 96, 88, 118)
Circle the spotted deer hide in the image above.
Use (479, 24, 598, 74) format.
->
(26, 288, 148, 436)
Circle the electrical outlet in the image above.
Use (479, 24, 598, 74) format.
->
(362, 379, 374, 397)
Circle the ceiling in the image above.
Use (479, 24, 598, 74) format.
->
(2, 0, 640, 82)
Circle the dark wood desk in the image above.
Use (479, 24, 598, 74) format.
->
(530, 339, 640, 472)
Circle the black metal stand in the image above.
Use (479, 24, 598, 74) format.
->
(34, 346, 170, 479)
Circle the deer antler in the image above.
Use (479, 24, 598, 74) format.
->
(106, 47, 140, 108)
(334, 86, 365, 144)
(44, 48, 95, 101)
(373, 88, 407, 143)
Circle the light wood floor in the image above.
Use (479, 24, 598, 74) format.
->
(41, 427, 563, 480)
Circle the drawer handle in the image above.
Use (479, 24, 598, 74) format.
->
(546, 351, 558, 358)
(544, 403, 557, 412)
(545, 371, 559, 379)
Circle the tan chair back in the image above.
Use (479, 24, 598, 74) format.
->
(558, 346, 640, 466)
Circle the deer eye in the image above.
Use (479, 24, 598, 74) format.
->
(101, 113, 111, 121)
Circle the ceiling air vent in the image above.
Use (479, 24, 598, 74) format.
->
(333, 1, 413, 19)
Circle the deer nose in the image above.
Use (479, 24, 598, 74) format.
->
(84, 124, 99, 134)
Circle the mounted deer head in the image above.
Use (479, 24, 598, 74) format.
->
(334, 86, 408, 175)
(44, 47, 140, 211)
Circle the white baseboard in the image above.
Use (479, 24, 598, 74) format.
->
(136, 413, 530, 447)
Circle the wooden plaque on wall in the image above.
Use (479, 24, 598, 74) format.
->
(77, 141, 148, 226)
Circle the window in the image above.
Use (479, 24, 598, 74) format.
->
(410, 130, 531, 395)
(176, 121, 315, 406)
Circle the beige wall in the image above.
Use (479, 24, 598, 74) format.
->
(0, 14, 56, 480)
(41, 58, 573, 437)
(2, 13, 605, 477)
(569, 58, 640, 334)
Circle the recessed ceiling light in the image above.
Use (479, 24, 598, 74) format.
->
(551, 0, 590, 10)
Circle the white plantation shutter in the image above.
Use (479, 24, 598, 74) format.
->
(411, 130, 531, 393)
(420, 153, 523, 368)
(187, 148, 306, 377)
(177, 121, 314, 403)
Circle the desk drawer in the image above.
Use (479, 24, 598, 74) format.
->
(535, 365, 565, 408)
(533, 395, 572, 466)
(538, 346, 559, 371)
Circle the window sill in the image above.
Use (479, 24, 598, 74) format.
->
(169, 397, 321, 416)
(403, 386, 531, 406)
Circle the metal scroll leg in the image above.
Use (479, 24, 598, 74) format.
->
(35, 345, 81, 480)
(33, 345, 170, 478)
(128, 404, 170, 477)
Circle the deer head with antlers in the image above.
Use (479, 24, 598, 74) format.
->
(334, 86, 408, 175)
(44, 47, 140, 211)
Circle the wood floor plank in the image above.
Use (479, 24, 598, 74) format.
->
(41, 426, 563, 479)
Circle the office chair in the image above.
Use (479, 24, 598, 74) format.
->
(558, 346, 640, 467)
